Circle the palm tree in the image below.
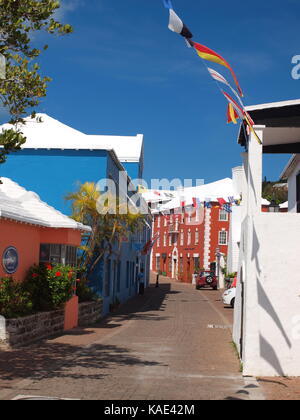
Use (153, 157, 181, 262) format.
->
(66, 182, 145, 276)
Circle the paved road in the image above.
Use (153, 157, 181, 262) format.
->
(0, 277, 263, 400)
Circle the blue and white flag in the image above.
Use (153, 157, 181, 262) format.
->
(222, 204, 232, 213)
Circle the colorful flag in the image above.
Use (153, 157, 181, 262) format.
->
(217, 198, 227, 206)
(163, 0, 173, 9)
(192, 197, 202, 208)
(193, 42, 243, 97)
(208, 68, 244, 106)
(168, 9, 193, 39)
(227, 103, 239, 124)
(142, 234, 160, 256)
(228, 196, 236, 204)
(204, 199, 212, 209)
(222, 90, 245, 120)
(244, 112, 262, 145)
(222, 204, 232, 213)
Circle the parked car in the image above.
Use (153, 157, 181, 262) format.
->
(196, 271, 218, 290)
(222, 287, 236, 308)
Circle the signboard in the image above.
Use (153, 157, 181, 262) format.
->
(2, 247, 19, 274)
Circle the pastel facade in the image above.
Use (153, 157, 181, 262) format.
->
(0, 177, 90, 282)
(0, 114, 151, 315)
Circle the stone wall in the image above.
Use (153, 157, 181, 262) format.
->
(0, 300, 103, 349)
(0, 309, 65, 349)
(78, 301, 103, 327)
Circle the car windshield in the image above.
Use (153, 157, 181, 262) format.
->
(200, 272, 213, 277)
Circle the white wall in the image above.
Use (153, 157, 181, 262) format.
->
(227, 167, 243, 274)
(242, 213, 300, 377)
(234, 129, 300, 377)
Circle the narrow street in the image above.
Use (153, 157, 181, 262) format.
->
(0, 276, 263, 401)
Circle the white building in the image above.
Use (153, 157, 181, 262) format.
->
(233, 99, 300, 377)
(281, 154, 300, 213)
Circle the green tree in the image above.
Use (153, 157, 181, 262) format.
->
(66, 182, 145, 276)
(262, 178, 288, 204)
(0, 0, 73, 164)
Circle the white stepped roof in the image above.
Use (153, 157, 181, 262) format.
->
(0, 178, 91, 232)
(88, 135, 144, 163)
(0, 114, 144, 162)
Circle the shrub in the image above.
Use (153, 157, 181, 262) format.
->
(24, 263, 76, 311)
(0, 277, 33, 319)
(76, 277, 98, 303)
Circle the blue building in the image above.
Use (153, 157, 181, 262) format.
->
(0, 114, 151, 314)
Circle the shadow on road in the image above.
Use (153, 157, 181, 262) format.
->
(0, 283, 175, 387)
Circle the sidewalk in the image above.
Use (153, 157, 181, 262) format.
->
(257, 377, 300, 400)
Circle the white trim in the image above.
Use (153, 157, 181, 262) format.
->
(245, 99, 300, 112)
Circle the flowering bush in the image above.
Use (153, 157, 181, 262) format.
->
(24, 263, 76, 311)
(0, 277, 33, 318)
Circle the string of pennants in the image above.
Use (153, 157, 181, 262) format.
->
(162, 0, 262, 145)
(181, 196, 242, 214)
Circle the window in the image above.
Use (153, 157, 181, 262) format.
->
(168, 257, 172, 274)
(219, 231, 228, 246)
(180, 230, 184, 246)
(156, 256, 161, 272)
(164, 217, 168, 227)
(104, 259, 111, 297)
(195, 229, 199, 245)
(194, 257, 200, 271)
(169, 234, 172, 247)
(157, 236, 160, 247)
(163, 233, 167, 247)
(179, 257, 184, 274)
(117, 261, 121, 293)
(40, 244, 77, 266)
(219, 209, 229, 222)
(187, 229, 191, 246)
(157, 216, 161, 228)
(126, 261, 130, 288)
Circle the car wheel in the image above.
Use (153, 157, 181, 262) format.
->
(231, 298, 235, 308)
(206, 276, 213, 285)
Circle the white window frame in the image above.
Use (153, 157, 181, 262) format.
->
(219, 231, 228, 246)
(187, 229, 192, 246)
(163, 233, 167, 247)
(219, 209, 229, 222)
(180, 230, 184, 246)
(195, 229, 199, 245)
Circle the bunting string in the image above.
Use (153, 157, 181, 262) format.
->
(161, 0, 262, 145)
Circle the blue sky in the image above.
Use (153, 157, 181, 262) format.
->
(4, 0, 300, 185)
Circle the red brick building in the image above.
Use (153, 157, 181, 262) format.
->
(152, 203, 231, 283)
